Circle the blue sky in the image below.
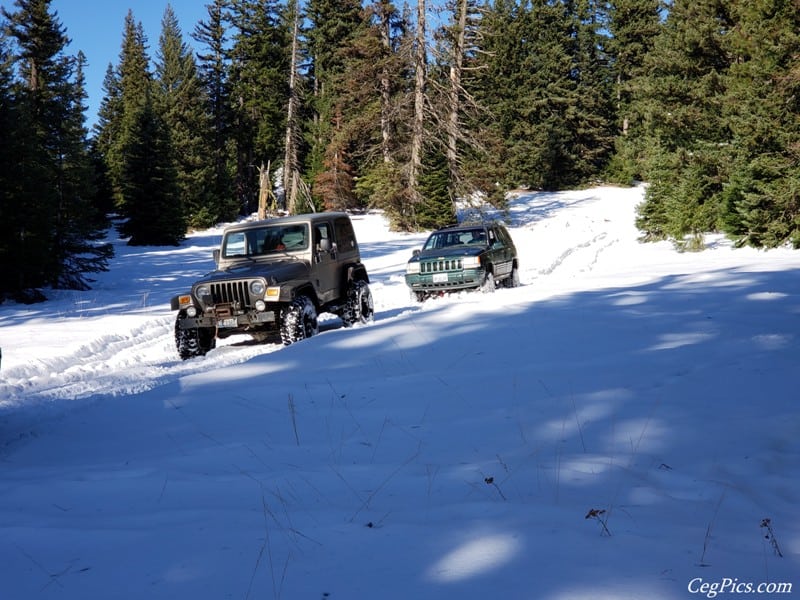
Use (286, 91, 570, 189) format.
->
(2, 1, 209, 127)
(54, 1, 208, 127)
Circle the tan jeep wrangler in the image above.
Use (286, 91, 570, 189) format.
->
(170, 212, 373, 359)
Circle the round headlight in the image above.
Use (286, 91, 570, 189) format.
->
(196, 285, 211, 298)
(250, 280, 266, 296)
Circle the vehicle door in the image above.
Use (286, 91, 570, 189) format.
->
(333, 215, 359, 294)
(313, 220, 339, 303)
(488, 226, 512, 278)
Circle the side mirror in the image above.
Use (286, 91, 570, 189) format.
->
(412, 249, 421, 257)
(319, 238, 331, 253)
(213, 249, 220, 266)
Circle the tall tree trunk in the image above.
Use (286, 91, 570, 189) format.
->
(284, 0, 301, 214)
(258, 160, 271, 219)
(409, 0, 427, 204)
(617, 73, 628, 135)
(446, 0, 468, 196)
(378, 1, 393, 163)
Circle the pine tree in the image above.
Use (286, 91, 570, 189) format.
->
(228, 0, 291, 215)
(306, 0, 365, 207)
(92, 63, 123, 206)
(634, 0, 736, 245)
(517, 0, 578, 189)
(404, 0, 429, 212)
(116, 95, 184, 245)
(1, 0, 110, 299)
(98, 12, 151, 207)
(462, 0, 519, 192)
(52, 51, 113, 289)
(605, 0, 663, 183)
(104, 10, 185, 245)
(416, 148, 456, 229)
(565, 0, 616, 184)
(192, 0, 238, 224)
(470, 0, 580, 190)
(427, 0, 487, 216)
(282, 0, 306, 214)
(352, 0, 414, 226)
(0, 27, 29, 298)
(720, 0, 800, 247)
(314, 121, 357, 211)
(372, 0, 407, 165)
(322, 0, 412, 212)
(155, 5, 216, 229)
(2, 0, 61, 296)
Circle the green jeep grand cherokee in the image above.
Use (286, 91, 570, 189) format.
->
(405, 222, 519, 301)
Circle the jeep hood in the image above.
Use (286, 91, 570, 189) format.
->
(195, 259, 310, 285)
(411, 247, 485, 262)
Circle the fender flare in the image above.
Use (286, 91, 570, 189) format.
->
(345, 263, 370, 284)
(290, 283, 319, 306)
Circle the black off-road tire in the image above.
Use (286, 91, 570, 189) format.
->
(479, 270, 496, 294)
(175, 317, 216, 360)
(341, 280, 374, 327)
(280, 296, 319, 345)
(502, 264, 520, 288)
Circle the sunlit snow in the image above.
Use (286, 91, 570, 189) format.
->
(1, 185, 798, 599)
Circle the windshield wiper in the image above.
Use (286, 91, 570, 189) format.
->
(224, 254, 256, 267)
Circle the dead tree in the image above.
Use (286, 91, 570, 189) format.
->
(408, 0, 427, 204)
(283, 0, 302, 214)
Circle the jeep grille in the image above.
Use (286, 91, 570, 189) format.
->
(420, 259, 462, 273)
(209, 280, 252, 309)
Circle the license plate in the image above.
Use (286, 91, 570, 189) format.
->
(219, 317, 238, 328)
(433, 273, 448, 283)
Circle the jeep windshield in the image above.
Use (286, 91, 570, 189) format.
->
(222, 224, 310, 258)
(423, 228, 487, 250)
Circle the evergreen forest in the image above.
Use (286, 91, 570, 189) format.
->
(1, 0, 798, 302)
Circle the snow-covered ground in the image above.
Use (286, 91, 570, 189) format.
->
(1, 186, 798, 599)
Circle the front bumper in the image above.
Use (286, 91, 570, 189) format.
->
(405, 268, 485, 292)
(175, 307, 277, 332)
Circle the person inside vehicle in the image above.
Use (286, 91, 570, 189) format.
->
(262, 233, 285, 253)
(469, 229, 486, 244)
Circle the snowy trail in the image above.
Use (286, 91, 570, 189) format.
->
(0, 314, 289, 406)
(3, 185, 800, 600)
(0, 316, 172, 401)
(534, 232, 610, 276)
(508, 186, 643, 291)
(0, 185, 640, 408)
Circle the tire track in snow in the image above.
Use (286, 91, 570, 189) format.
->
(1, 316, 172, 403)
(0, 189, 635, 410)
(536, 232, 609, 276)
(531, 232, 623, 284)
(0, 315, 281, 407)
